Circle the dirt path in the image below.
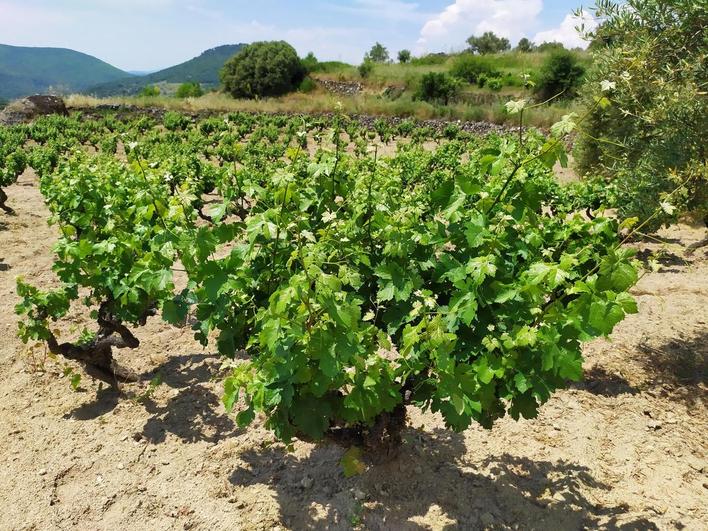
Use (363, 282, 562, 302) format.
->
(0, 171, 706, 530)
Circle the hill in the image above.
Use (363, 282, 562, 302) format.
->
(0, 44, 132, 100)
(88, 44, 246, 96)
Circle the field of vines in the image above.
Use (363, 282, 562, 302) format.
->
(0, 110, 706, 530)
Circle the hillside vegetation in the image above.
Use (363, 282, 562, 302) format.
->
(0, 44, 132, 100)
(88, 44, 246, 96)
(69, 47, 589, 128)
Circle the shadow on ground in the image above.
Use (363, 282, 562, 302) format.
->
(70, 386, 120, 420)
(229, 429, 658, 530)
(634, 248, 691, 273)
(140, 354, 241, 444)
(68, 353, 240, 444)
(636, 329, 707, 406)
(572, 366, 638, 397)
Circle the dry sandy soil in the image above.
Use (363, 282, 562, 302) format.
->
(0, 169, 706, 530)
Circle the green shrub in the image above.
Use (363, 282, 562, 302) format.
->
(575, 0, 707, 228)
(301, 52, 319, 73)
(414, 72, 459, 105)
(298, 77, 317, 93)
(175, 82, 203, 98)
(139, 85, 160, 97)
(221, 41, 305, 99)
(487, 78, 503, 92)
(358, 60, 374, 79)
(451, 54, 498, 84)
(535, 50, 585, 100)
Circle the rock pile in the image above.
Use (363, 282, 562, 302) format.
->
(318, 79, 363, 96)
(0, 95, 68, 125)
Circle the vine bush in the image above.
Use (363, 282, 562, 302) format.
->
(10, 109, 639, 456)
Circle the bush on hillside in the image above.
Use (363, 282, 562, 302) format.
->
(139, 85, 160, 97)
(487, 78, 503, 92)
(301, 52, 319, 73)
(414, 72, 459, 105)
(358, 60, 374, 79)
(535, 50, 585, 100)
(298, 77, 317, 93)
(451, 54, 498, 84)
(221, 41, 305, 99)
(175, 82, 203, 98)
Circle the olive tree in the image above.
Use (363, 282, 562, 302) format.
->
(221, 41, 305, 99)
(575, 0, 707, 232)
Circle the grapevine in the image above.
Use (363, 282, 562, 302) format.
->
(9, 109, 639, 457)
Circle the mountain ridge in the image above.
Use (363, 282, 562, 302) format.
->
(87, 44, 246, 96)
(0, 44, 133, 100)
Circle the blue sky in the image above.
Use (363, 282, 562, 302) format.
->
(0, 1, 594, 71)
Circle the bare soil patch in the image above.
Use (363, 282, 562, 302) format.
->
(1, 170, 706, 530)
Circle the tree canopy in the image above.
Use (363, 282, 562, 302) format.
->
(397, 49, 412, 64)
(516, 38, 535, 53)
(466, 32, 511, 54)
(366, 42, 390, 63)
(535, 50, 585, 100)
(221, 41, 305, 99)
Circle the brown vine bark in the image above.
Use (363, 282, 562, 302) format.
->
(0, 188, 14, 214)
(46, 331, 138, 384)
(43, 303, 156, 384)
(686, 236, 708, 255)
(325, 404, 407, 464)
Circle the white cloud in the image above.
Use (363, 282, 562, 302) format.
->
(533, 13, 597, 49)
(417, 0, 543, 53)
(329, 0, 430, 23)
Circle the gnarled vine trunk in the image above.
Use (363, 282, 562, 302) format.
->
(44, 303, 155, 384)
(325, 404, 407, 464)
(0, 188, 14, 214)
